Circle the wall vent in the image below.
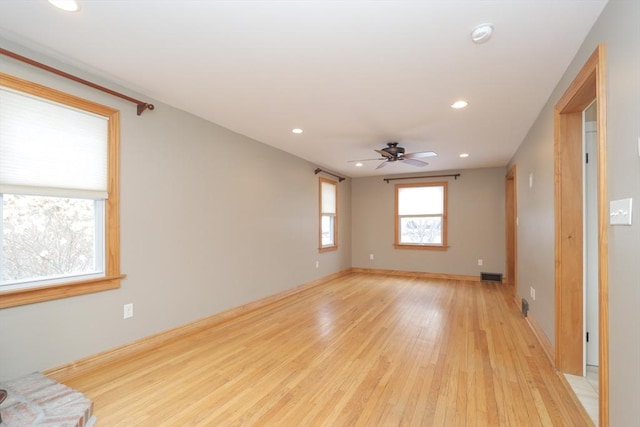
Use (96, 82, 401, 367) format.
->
(521, 298, 529, 317)
(480, 272, 503, 283)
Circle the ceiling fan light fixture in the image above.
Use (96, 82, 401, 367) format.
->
(471, 23, 493, 44)
(355, 162, 363, 167)
(451, 100, 468, 109)
(48, 0, 80, 12)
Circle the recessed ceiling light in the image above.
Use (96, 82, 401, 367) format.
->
(460, 153, 470, 158)
(355, 162, 363, 167)
(451, 100, 468, 109)
(471, 23, 493, 44)
(292, 128, 303, 134)
(48, 0, 80, 12)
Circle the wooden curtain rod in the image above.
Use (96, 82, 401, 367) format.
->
(314, 168, 346, 182)
(383, 173, 460, 183)
(0, 48, 155, 116)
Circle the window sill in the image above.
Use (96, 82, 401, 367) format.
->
(319, 246, 338, 253)
(394, 244, 449, 251)
(0, 274, 125, 309)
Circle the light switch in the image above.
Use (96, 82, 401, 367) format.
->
(609, 198, 633, 225)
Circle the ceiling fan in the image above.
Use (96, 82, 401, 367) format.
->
(350, 142, 437, 169)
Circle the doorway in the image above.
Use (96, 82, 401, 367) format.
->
(554, 45, 609, 426)
(584, 102, 599, 369)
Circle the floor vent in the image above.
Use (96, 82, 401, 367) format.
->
(480, 272, 503, 283)
(522, 298, 529, 317)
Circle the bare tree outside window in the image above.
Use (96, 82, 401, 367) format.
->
(400, 217, 442, 244)
(2, 195, 97, 283)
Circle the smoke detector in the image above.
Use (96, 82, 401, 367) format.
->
(471, 24, 493, 44)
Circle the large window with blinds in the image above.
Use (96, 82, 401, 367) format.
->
(0, 73, 122, 308)
(395, 182, 448, 249)
(319, 177, 337, 251)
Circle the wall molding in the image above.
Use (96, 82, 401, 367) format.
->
(516, 298, 593, 425)
(45, 269, 352, 382)
(526, 311, 555, 367)
(352, 267, 484, 283)
(513, 296, 555, 367)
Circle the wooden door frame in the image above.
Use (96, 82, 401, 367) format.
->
(505, 165, 517, 299)
(554, 44, 609, 426)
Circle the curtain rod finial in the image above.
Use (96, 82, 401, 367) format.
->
(137, 103, 155, 116)
(315, 167, 346, 182)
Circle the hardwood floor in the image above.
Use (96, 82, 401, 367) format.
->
(58, 273, 591, 426)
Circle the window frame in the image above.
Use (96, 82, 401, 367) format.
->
(394, 181, 448, 250)
(0, 72, 123, 308)
(318, 177, 338, 252)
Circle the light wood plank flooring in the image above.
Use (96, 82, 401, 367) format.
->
(59, 273, 590, 426)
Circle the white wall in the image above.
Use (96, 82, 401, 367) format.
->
(0, 41, 352, 379)
(352, 167, 506, 277)
(509, 0, 640, 424)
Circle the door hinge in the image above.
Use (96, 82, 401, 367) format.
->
(586, 332, 590, 342)
(586, 152, 589, 164)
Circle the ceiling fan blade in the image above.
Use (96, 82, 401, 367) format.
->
(348, 158, 386, 162)
(375, 149, 394, 159)
(403, 151, 437, 159)
(402, 158, 428, 167)
(376, 161, 388, 169)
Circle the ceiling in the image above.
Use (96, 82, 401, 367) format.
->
(0, 0, 607, 178)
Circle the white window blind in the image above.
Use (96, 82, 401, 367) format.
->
(398, 186, 443, 215)
(321, 181, 336, 214)
(0, 87, 108, 199)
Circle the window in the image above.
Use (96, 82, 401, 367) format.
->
(395, 182, 448, 249)
(0, 73, 122, 308)
(319, 177, 337, 251)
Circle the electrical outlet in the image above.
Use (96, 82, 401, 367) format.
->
(123, 303, 133, 319)
(315, 260, 319, 268)
(477, 259, 483, 266)
(530, 287, 536, 301)
(370, 253, 374, 260)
